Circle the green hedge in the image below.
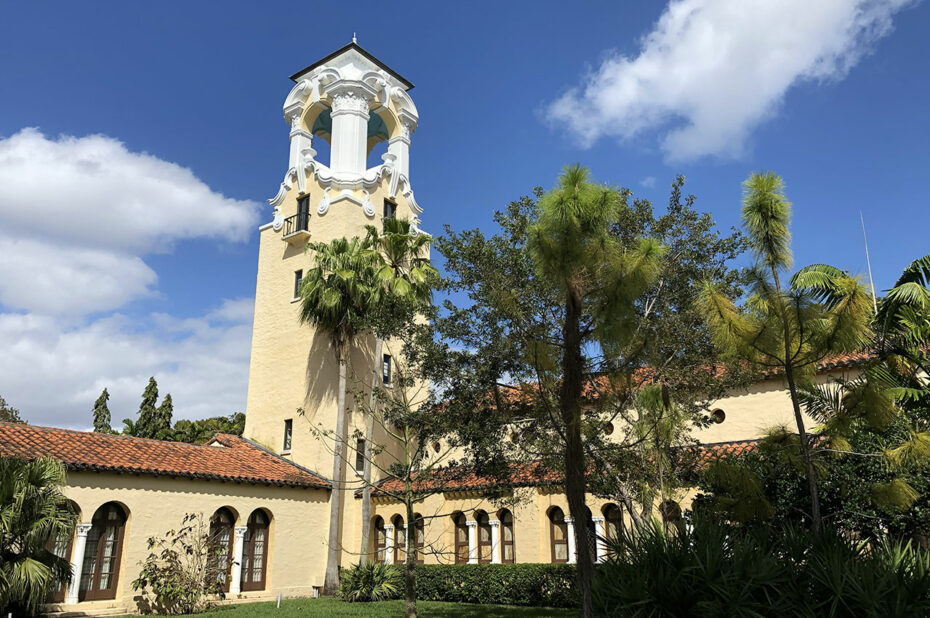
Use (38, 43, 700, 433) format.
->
(415, 563, 578, 608)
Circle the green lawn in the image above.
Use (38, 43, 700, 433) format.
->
(122, 597, 576, 617)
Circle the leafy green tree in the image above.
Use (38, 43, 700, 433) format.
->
(528, 165, 664, 615)
(358, 217, 438, 567)
(430, 165, 667, 617)
(699, 172, 872, 532)
(169, 413, 246, 444)
(0, 395, 25, 424)
(155, 394, 174, 439)
(298, 235, 381, 594)
(92, 388, 112, 433)
(128, 377, 161, 438)
(0, 457, 76, 615)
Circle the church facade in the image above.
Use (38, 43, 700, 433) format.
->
(0, 43, 864, 616)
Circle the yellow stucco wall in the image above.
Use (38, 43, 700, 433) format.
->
(365, 489, 629, 566)
(694, 368, 861, 443)
(51, 472, 329, 614)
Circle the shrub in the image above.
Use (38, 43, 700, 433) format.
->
(131, 513, 224, 615)
(593, 519, 930, 617)
(337, 562, 403, 602)
(415, 563, 578, 608)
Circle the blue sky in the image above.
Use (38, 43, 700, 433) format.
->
(1, 1, 927, 427)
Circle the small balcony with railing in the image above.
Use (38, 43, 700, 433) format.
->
(282, 212, 311, 245)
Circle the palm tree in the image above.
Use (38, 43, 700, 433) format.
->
(699, 172, 871, 532)
(299, 235, 381, 594)
(529, 164, 665, 617)
(357, 217, 437, 565)
(0, 457, 76, 615)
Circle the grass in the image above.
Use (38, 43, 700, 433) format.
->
(120, 597, 576, 617)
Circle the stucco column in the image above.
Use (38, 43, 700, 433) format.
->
(384, 524, 394, 565)
(592, 516, 606, 563)
(230, 526, 247, 595)
(65, 523, 92, 604)
(286, 107, 314, 194)
(326, 82, 374, 179)
(466, 520, 478, 564)
(387, 119, 412, 179)
(565, 517, 577, 565)
(489, 519, 501, 564)
(403, 523, 410, 560)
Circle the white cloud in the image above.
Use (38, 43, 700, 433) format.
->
(0, 298, 254, 429)
(0, 128, 262, 428)
(640, 176, 657, 188)
(547, 0, 913, 160)
(0, 128, 260, 314)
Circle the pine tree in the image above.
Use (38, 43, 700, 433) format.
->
(131, 377, 159, 438)
(92, 388, 112, 433)
(155, 394, 173, 439)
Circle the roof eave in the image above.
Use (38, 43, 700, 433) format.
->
(288, 42, 414, 90)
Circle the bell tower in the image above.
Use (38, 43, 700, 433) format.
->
(243, 42, 423, 477)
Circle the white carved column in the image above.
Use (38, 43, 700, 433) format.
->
(466, 520, 478, 564)
(285, 105, 314, 194)
(565, 517, 577, 565)
(489, 519, 501, 564)
(230, 526, 247, 595)
(592, 516, 606, 563)
(402, 523, 410, 562)
(384, 524, 394, 565)
(65, 523, 92, 604)
(326, 82, 374, 179)
(387, 120, 412, 180)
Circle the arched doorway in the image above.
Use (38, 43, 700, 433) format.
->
(209, 507, 236, 592)
(499, 509, 515, 564)
(452, 512, 468, 564)
(79, 502, 127, 601)
(548, 507, 568, 563)
(392, 515, 406, 565)
(241, 509, 270, 591)
(476, 511, 492, 563)
(373, 516, 386, 563)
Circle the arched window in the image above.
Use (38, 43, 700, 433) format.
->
(603, 504, 623, 543)
(453, 513, 469, 564)
(413, 514, 425, 565)
(476, 511, 492, 563)
(392, 515, 406, 564)
(241, 510, 270, 591)
(500, 510, 515, 564)
(549, 507, 568, 564)
(80, 502, 127, 601)
(209, 507, 235, 592)
(373, 516, 386, 563)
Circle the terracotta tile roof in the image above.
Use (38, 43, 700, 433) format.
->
(692, 439, 760, 466)
(363, 440, 764, 498)
(0, 422, 330, 489)
(360, 461, 562, 498)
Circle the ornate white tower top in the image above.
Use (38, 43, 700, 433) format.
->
(267, 41, 421, 222)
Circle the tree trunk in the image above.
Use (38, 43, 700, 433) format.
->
(404, 483, 417, 618)
(771, 267, 822, 533)
(323, 351, 349, 594)
(359, 337, 383, 565)
(560, 286, 594, 618)
(784, 364, 822, 533)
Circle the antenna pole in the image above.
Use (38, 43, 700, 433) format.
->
(860, 211, 878, 313)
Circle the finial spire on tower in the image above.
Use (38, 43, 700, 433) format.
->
(352, 32, 357, 44)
